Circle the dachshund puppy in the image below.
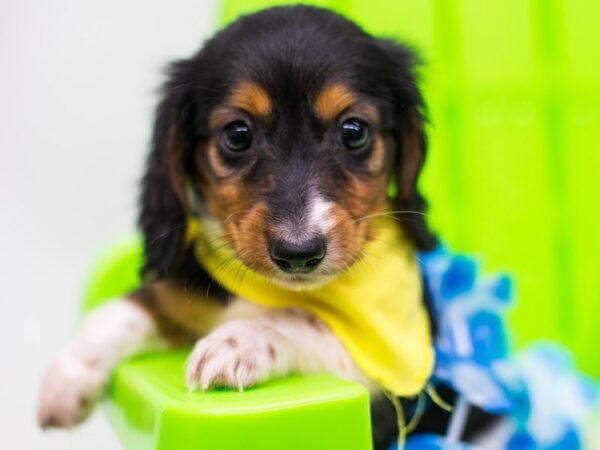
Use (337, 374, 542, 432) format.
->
(38, 6, 444, 448)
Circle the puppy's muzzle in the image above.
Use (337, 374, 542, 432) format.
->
(269, 237, 326, 273)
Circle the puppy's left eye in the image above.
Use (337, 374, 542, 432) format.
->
(223, 121, 252, 152)
(340, 118, 370, 150)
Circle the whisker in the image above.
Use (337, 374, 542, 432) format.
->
(223, 211, 244, 224)
(352, 210, 428, 225)
(222, 208, 267, 224)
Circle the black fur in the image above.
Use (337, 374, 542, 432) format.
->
(139, 62, 193, 281)
(138, 61, 229, 300)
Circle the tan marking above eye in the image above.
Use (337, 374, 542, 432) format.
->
(314, 83, 356, 122)
(314, 83, 381, 126)
(229, 81, 272, 119)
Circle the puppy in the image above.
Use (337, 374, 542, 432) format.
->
(38, 6, 442, 448)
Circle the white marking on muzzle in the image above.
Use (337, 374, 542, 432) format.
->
(276, 194, 333, 243)
(308, 196, 334, 234)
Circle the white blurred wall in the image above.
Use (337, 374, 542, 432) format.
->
(0, 1, 219, 448)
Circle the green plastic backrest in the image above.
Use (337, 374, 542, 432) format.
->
(220, 0, 600, 379)
(82, 238, 145, 313)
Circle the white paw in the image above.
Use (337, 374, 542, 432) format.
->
(186, 319, 286, 391)
(37, 351, 107, 428)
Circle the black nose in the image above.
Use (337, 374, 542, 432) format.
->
(269, 237, 326, 273)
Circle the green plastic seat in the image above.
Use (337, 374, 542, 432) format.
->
(83, 239, 373, 450)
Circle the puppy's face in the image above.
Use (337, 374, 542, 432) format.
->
(198, 80, 393, 288)
(145, 7, 431, 288)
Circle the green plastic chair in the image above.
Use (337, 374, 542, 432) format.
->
(85, 1, 600, 448)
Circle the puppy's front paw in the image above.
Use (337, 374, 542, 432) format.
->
(186, 319, 285, 391)
(37, 351, 107, 429)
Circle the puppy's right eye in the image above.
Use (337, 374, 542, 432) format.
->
(223, 121, 252, 152)
(339, 118, 370, 151)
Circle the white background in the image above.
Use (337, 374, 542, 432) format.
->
(0, 1, 218, 448)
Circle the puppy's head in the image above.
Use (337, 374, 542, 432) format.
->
(140, 6, 436, 289)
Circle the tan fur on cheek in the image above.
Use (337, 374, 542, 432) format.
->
(368, 134, 387, 173)
(321, 205, 366, 272)
(193, 146, 276, 278)
(206, 141, 234, 178)
(233, 202, 276, 276)
(343, 176, 386, 219)
(196, 173, 247, 224)
(322, 173, 390, 272)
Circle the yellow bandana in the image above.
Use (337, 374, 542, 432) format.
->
(186, 216, 434, 397)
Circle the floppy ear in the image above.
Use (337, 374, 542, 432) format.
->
(377, 39, 437, 251)
(138, 60, 198, 282)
